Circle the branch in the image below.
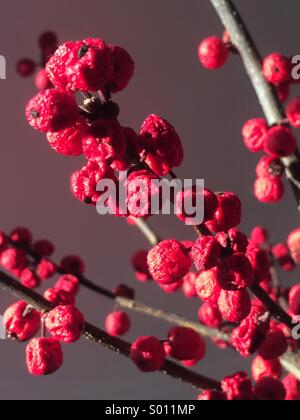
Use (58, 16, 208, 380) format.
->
(209, 0, 300, 211)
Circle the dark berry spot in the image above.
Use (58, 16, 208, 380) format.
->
(78, 45, 89, 59)
(31, 110, 40, 119)
(269, 160, 284, 177)
(83, 197, 92, 205)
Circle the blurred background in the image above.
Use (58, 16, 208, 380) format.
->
(0, 0, 299, 400)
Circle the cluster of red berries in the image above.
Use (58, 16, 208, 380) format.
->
(17, 31, 58, 91)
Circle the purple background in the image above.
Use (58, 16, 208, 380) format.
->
(0, 0, 299, 400)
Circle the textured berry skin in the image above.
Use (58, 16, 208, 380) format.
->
(259, 328, 288, 360)
(82, 120, 126, 163)
(160, 280, 183, 294)
(132, 250, 152, 282)
(182, 272, 197, 299)
(191, 237, 221, 272)
(221, 372, 254, 401)
(139, 114, 184, 176)
(263, 126, 297, 158)
(20, 269, 41, 289)
(105, 311, 131, 337)
(250, 226, 268, 246)
(218, 290, 251, 323)
(246, 246, 271, 282)
(256, 156, 284, 179)
(3, 301, 41, 342)
(55, 274, 80, 296)
(289, 284, 300, 315)
(71, 159, 115, 206)
(287, 228, 300, 263)
(272, 243, 295, 272)
(26, 338, 63, 376)
(33, 240, 55, 258)
(283, 374, 300, 401)
(167, 327, 206, 361)
(36, 259, 57, 280)
(126, 170, 159, 218)
(198, 37, 229, 70)
(197, 391, 227, 401)
(60, 255, 85, 275)
(45, 305, 84, 344)
(196, 268, 221, 304)
(1, 248, 28, 271)
(113, 284, 135, 300)
(147, 240, 191, 285)
(216, 229, 248, 254)
(252, 356, 282, 382)
(130, 336, 165, 372)
(242, 119, 268, 153)
(108, 45, 135, 93)
(255, 377, 286, 401)
(35, 69, 53, 90)
(176, 188, 218, 225)
(47, 121, 88, 156)
(216, 253, 254, 291)
(287, 97, 300, 127)
(26, 89, 79, 133)
(254, 177, 284, 203)
(17, 59, 36, 77)
(262, 53, 292, 86)
(205, 192, 242, 233)
(44, 288, 76, 306)
(198, 303, 222, 329)
(10, 227, 32, 245)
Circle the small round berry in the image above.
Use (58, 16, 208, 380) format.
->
(55, 274, 80, 296)
(126, 170, 159, 218)
(287, 97, 300, 127)
(198, 303, 222, 329)
(242, 119, 268, 153)
(1, 248, 28, 271)
(176, 187, 218, 225)
(221, 372, 254, 401)
(289, 284, 300, 315)
(216, 229, 248, 254)
(167, 327, 206, 362)
(256, 156, 284, 179)
(108, 45, 135, 93)
(131, 250, 152, 282)
(263, 126, 297, 158)
(26, 338, 63, 376)
(191, 236, 222, 272)
(205, 192, 242, 233)
(130, 336, 165, 372)
(17, 59, 36, 77)
(139, 114, 184, 176)
(246, 245, 271, 282)
(272, 243, 295, 272)
(262, 53, 292, 86)
(287, 228, 300, 264)
(197, 391, 227, 401)
(216, 253, 254, 291)
(36, 259, 57, 280)
(255, 377, 286, 401)
(250, 226, 268, 246)
(259, 328, 288, 360)
(60, 255, 85, 275)
(218, 289, 251, 323)
(26, 89, 79, 133)
(20, 269, 41, 289)
(182, 272, 197, 299)
(33, 240, 55, 258)
(276, 83, 290, 103)
(3, 301, 41, 341)
(160, 280, 183, 294)
(283, 374, 300, 401)
(10, 227, 32, 245)
(254, 177, 284, 203)
(198, 37, 229, 70)
(47, 121, 88, 156)
(0, 231, 8, 249)
(44, 288, 76, 306)
(147, 240, 191, 285)
(196, 268, 221, 304)
(105, 311, 131, 337)
(45, 305, 84, 343)
(252, 356, 282, 382)
(35, 69, 53, 90)
(39, 32, 58, 50)
(113, 284, 135, 300)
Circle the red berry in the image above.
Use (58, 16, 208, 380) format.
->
(254, 177, 284, 203)
(10, 227, 32, 245)
(26, 89, 79, 133)
(256, 156, 284, 179)
(108, 45, 135, 93)
(126, 170, 159, 218)
(283, 374, 300, 401)
(218, 289, 251, 323)
(35, 69, 53, 90)
(289, 284, 300, 315)
(246, 245, 271, 282)
(45, 305, 84, 343)
(60, 255, 85, 275)
(222, 372, 254, 401)
(287, 97, 300, 127)
(198, 303, 222, 329)
(105, 311, 131, 337)
(167, 327, 206, 362)
(160, 280, 183, 294)
(17, 59, 36, 77)
(272, 243, 295, 272)
(250, 226, 268, 246)
(191, 236, 221, 272)
(131, 250, 152, 282)
(216, 229, 248, 254)
(0, 231, 8, 249)
(276, 83, 290, 103)
(39, 32, 58, 50)
(3, 301, 41, 341)
(47, 121, 88, 156)
(147, 240, 191, 285)
(44, 288, 76, 306)
(130, 336, 165, 372)
(55, 274, 80, 296)
(196, 268, 221, 304)
(182, 272, 197, 299)
(26, 338, 63, 376)
(287, 228, 300, 263)
(36, 259, 56, 280)
(113, 284, 135, 300)
(1, 248, 28, 271)
(197, 391, 227, 401)
(262, 53, 292, 86)
(139, 114, 184, 176)
(242, 119, 268, 153)
(205, 192, 242, 233)
(33, 240, 55, 257)
(263, 126, 297, 158)
(176, 187, 218, 225)
(255, 377, 286, 401)
(259, 328, 288, 360)
(20, 268, 41, 289)
(252, 356, 282, 382)
(216, 253, 254, 291)
(198, 37, 229, 70)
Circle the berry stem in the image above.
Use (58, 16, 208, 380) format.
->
(133, 217, 162, 246)
(209, 0, 300, 211)
(0, 268, 221, 391)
